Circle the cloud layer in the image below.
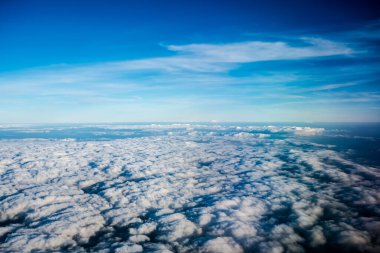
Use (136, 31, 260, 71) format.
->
(0, 125, 379, 252)
(3, 34, 377, 123)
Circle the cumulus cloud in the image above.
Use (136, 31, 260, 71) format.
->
(201, 237, 244, 253)
(0, 124, 379, 252)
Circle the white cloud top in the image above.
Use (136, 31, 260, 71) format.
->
(0, 125, 378, 252)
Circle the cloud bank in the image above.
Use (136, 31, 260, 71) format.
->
(0, 125, 379, 252)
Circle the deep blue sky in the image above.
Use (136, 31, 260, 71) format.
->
(0, 0, 380, 122)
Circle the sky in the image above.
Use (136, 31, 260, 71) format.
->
(0, 0, 380, 123)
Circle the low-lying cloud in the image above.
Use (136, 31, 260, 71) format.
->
(0, 125, 379, 252)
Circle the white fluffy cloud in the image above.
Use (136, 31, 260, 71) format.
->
(0, 125, 379, 252)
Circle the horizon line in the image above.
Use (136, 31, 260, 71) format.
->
(1, 121, 380, 125)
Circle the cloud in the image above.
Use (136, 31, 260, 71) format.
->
(167, 37, 353, 65)
(201, 237, 244, 253)
(264, 125, 325, 135)
(300, 82, 359, 92)
(0, 124, 379, 252)
(0, 37, 353, 91)
(2, 35, 376, 123)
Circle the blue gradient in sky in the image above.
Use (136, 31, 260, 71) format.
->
(0, 0, 380, 123)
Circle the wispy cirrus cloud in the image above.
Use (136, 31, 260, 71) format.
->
(0, 37, 354, 95)
(167, 37, 353, 65)
(125, 37, 353, 73)
(0, 37, 353, 81)
(300, 82, 359, 92)
(0, 37, 354, 97)
(0, 35, 377, 122)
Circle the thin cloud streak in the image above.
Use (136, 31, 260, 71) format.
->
(0, 37, 353, 85)
(1, 35, 377, 122)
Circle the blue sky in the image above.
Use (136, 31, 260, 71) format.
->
(0, 0, 380, 123)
